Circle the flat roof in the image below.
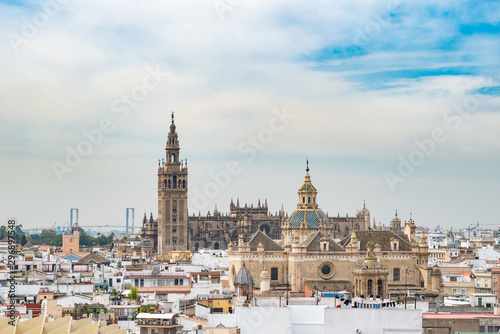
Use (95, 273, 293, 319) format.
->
(136, 313, 178, 319)
(423, 313, 500, 319)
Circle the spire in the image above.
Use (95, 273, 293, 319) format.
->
(395, 209, 398, 219)
(306, 158, 309, 173)
(265, 198, 268, 208)
(171, 111, 174, 124)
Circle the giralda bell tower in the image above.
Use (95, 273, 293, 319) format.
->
(158, 112, 189, 254)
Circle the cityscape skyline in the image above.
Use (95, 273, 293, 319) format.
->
(1, 1, 499, 230)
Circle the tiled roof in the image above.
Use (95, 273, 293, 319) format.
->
(301, 231, 344, 252)
(78, 253, 110, 264)
(339, 230, 412, 251)
(299, 183, 316, 191)
(288, 209, 331, 228)
(247, 230, 283, 251)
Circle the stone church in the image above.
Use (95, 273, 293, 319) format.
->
(141, 116, 389, 255)
(227, 169, 443, 297)
(142, 115, 285, 254)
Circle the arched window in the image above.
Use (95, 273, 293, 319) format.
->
(173, 175, 177, 188)
(183, 180, 186, 188)
(367, 279, 373, 296)
(195, 242, 199, 251)
(168, 180, 171, 188)
(377, 279, 383, 297)
(171, 153, 175, 163)
(308, 197, 311, 204)
(214, 242, 219, 250)
(163, 180, 166, 188)
(302, 197, 305, 203)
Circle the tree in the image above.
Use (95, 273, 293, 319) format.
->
(15, 225, 25, 244)
(50, 235, 62, 247)
(129, 286, 138, 304)
(107, 233, 115, 245)
(40, 230, 57, 244)
(0, 225, 6, 240)
(79, 229, 91, 246)
(97, 234, 108, 246)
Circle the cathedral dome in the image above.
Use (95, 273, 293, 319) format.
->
(288, 208, 331, 228)
(286, 161, 331, 229)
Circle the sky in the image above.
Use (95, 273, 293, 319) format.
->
(1, 0, 500, 233)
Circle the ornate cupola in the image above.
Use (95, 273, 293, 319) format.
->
(281, 161, 333, 245)
(297, 160, 318, 210)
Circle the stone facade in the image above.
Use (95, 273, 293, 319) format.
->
(157, 115, 189, 254)
(143, 116, 285, 252)
(227, 170, 441, 297)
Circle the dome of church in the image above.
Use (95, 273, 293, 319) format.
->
(234, 264, 252, 287)
(299, 182, 316, 191)
(288, 208, 331, 228)
(286, 161, 331, 229)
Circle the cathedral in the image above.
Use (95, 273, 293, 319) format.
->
(227, 169, 443, 298)
(142, 115, 284, 254)
(141, 116, 388, 255)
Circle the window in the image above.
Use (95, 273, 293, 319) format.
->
(173, 176, 177, 188)
(308, 197, 311, 204)
(393, 268, 400, 281)
(183, 180, 186, 188)
(461, 289, 466, 295)
(452, 288, 457, 295)
(302, 197, 305, 203)
(175, 279, 179, 285)
(271, 268, 278, 281)
(322, 265, 331, 275)
(495, 276, 498, 286)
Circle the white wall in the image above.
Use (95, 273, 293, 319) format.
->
(324, 309, 422, 334)
(289, 306, 325, 334)
(207, 307, 291, 334)
(235, 307, 291, 334)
